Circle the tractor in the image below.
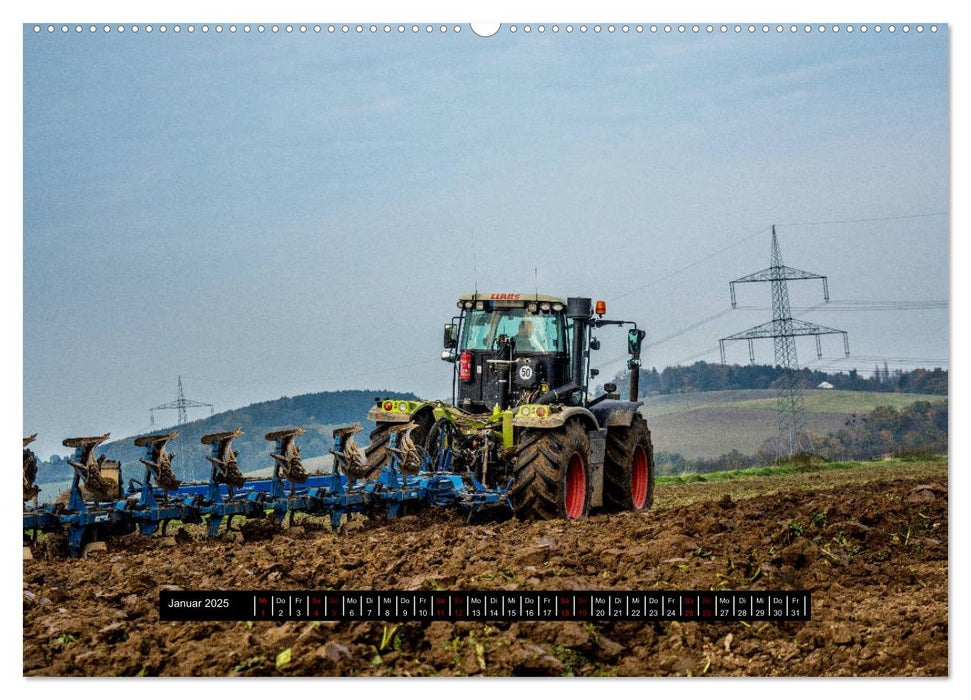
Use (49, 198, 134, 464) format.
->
(363, 293, 654, 520)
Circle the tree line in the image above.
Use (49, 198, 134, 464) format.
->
(607, 361, 947, 398)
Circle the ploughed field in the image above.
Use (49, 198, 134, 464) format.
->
(23, 458, 948, 677)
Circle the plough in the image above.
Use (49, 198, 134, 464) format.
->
(23, 422, 511, 557)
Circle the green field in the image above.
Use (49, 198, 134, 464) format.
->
(729, 390, 945, 414)
(641, 389, 945, 460)
(640, 389, 778, 416)
(641, 389, 943, 417)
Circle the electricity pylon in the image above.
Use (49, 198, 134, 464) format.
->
(720, 226, 849, 457)
(150, 375, 213, 427)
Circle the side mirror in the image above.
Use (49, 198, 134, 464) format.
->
(443, 323, 459, 348)
(628, 328, 646, 356)
(589, 337, 601, 351)
(604, 382, 617, 393)
(441, 349, 457, 363)
(590, 368, 599, 378)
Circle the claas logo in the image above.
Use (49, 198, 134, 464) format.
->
(490, 293, 521, 300)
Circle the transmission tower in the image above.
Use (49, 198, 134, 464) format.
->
(719, 226, 850, 457)
(149, 376, 214, 478)
(150, 375, 214, 427)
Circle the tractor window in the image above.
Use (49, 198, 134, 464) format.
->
(461, 308, 565, 352)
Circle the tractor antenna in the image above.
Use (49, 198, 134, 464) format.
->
(472, 229, 479, 296)
(534, 267, 539, 301)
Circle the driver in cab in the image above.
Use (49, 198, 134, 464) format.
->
(513, 318, 543, 352)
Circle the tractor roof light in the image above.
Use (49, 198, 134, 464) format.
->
(464, 301, 473, 309)
(595, 300, 607, 316)
(527, 302, 538, 313)
(552, 303, 564, 311)
(475, 301, 485, 311)
(540, 302, 551, 312)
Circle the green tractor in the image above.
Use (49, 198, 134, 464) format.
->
(365, 293, 653, 520)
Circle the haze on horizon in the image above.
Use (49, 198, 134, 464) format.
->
(23, 24, 948, 459)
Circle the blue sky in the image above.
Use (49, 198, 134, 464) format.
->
(23, 23, 948, 458)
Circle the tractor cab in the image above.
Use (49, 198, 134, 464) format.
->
(366, 290, 653, 519)
(444, 294, 574, 412)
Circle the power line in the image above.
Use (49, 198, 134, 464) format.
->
(809, 355, 947, 365)
(816, 299, 948, 306)
(776, 211, 948, 227)
(608, 210, 946, 305)
(608, 226, 771, 302)
(735, 300, 947, 312)
(669, 346, 722, 365)
(645, 309, 734, 350)
(594, 310, 733, 372)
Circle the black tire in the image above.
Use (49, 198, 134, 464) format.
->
(511, 420, 592, 520)
(365, 410, 434, 475)
(364, 422, 392, 474)
(603, 414, 655, 512)
(423, 417, 451, 466)
(410, 410, 435, 450)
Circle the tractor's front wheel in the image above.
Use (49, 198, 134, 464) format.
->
(603, 414, 655, 512)
(364, 422, 393, 476)
(365, 411, 434, 476)
(511, 420, 592, 520)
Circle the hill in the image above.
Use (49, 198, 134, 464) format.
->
(641, 389, 945, 460)
(35, 389, 417, 487)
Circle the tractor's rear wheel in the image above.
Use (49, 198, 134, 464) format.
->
(511, 420, 592, 520)
(603, 414, 655, 512)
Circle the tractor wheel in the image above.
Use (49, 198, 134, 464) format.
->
(365, 412, 434, 475)
(603, 414, 655, 512)
(423, 417, 452, 466)
(364, 423, 392, 474)
(511, 420, 592, 520)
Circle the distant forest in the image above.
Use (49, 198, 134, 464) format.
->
(36, 389, 418, 485)
(607, 361, 947, 398)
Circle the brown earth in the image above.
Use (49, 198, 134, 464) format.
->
(23, 461, 948, 677)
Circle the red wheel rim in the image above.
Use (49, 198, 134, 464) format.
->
(565, 451, 586, 518)
(631, 445, 649, 509)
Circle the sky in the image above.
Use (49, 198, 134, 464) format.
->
(22, 22, 949, 459)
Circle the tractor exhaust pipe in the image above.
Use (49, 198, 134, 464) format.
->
(566, 297, 592, 392)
